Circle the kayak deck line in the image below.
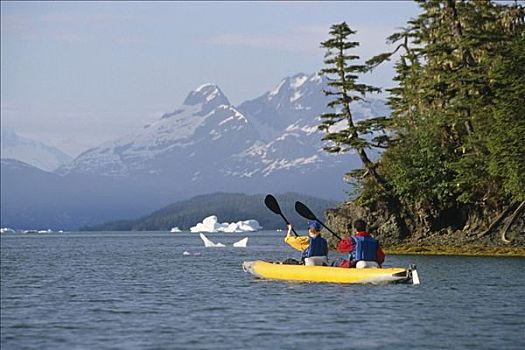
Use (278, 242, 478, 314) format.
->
(243, 260, 420, 285)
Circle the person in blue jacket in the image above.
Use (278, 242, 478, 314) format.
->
(284, 220, 328, 265)
(335, 219, 385, 268)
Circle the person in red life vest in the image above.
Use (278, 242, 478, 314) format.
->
(334, 219, 385, 268)
(284, 221, 328, 265)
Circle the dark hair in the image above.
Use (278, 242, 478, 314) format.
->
(352, 219, 367, 232)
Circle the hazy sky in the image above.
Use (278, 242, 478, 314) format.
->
(1, 1, 421, 156)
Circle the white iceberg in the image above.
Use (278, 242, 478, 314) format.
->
(229, 220, 262, 233)
(191, 216, 224, 233)
(190, 215, 262, 233)
(183, 251, 202, 256)
(1, 227, 16, 234)
(170, 227, 182, 233)
(199, 233, 225, 247)
(233, 237, 248, 248)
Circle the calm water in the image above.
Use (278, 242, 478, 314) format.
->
(1, 231, 524, 350)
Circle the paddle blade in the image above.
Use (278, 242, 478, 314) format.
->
(295, 201, 317, 220)
(264, 194, 282, 215)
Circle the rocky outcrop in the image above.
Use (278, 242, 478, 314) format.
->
(323, 201, 407, 247)
(324, 200, 525, 248)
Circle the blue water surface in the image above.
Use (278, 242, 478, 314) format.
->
(1, 231, 524, 350)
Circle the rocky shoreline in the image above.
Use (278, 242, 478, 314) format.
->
(384, 244, 525, 257)
(323, 200, 525, 257)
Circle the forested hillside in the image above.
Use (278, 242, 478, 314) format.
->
(318, 0, 524, 246)
(82, 192, 336, 231)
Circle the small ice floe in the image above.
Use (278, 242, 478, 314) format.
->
(183, 251, 202, 256)
(233, 237, 248, 248)
(199, 233, 225, 247)
(38, 229, 52, 233)
(190, 215, 262, 233)
(0, 227, 16, 234)
(170, 227, 182, 233)
(23, 230, 38, 234)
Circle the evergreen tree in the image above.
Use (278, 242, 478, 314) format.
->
(358, 0, 523, 233)
(486, 35, 525, 201)
(318, 22, 386, 188)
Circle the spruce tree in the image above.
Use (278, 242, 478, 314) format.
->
(366, 0, 524, 232)
(318, 22, 386, 188)
(486, 35, 525, 201)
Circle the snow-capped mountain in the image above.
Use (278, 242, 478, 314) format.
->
(59, 73, 388, 193)
(2, 72, 389, 229)
(237, 73, 389, 133)
(237, 73, 329, 133)
(58, 84, 258, 179)
(1, 129, 72, 171)
(230, 73, 389, 178)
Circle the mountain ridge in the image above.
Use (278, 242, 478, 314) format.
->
(2, 72, 388, 229)
(56, 72, 388, 200)
(1, 129, 72, 171)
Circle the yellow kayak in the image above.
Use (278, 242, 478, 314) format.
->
(243, 260, 419, 285)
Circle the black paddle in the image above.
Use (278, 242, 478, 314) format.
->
(264, 194, 298, 236)
(294, 201, 342, 240)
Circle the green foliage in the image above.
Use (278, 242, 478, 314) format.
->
(318, 22, 389, 190)
(485, 36, 525, 201)
(381, 125, 458, 209)
(333, 0, 524, 224)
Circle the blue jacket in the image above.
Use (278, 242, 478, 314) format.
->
(302, 235, 328, 259)
(350, 235, 378, 262)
